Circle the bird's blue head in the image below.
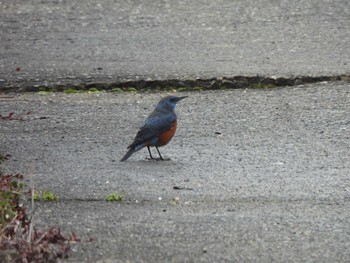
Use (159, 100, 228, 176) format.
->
(155, 95, 187, 112)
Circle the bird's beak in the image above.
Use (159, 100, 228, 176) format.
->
(176, 96, 188, 102)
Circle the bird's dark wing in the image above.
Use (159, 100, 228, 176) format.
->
(128, 111, 176, 149)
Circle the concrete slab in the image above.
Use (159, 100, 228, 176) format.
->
(1, 82, 350, 261)
(1, 0, 350, 89)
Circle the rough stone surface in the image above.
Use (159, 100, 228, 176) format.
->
(1, 82, 350, 261)
(0, 0, 350, 89)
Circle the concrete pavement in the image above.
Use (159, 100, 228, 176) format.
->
(1, 0, 349, 90)
(1, 82, 350, 261)
(1, 0, 350, 262)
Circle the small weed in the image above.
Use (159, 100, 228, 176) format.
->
(33, 190, 59, 201)
(0, 174, 25, 226)
(0, 171, 80, 261)
(105, 192, 124, 202)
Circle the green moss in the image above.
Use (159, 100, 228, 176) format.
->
(177, 87, 186, 92)
(64, 89, 79, 94)
(37, 86, 53, 93)
(38, 86, 48, 91)
(34, 190, 59, 201)
(192, 87, 203, 92)
(88, 87, 99, 92)
(105, 192, 124, 202)
(37, 91, 52, 95)
(164, 87, 177, 92)
(123, 87, 137, 93)
(33, 192, 41, 201)
(111, 88, 123, 92)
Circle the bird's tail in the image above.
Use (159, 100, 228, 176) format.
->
(120, 142, 147, 162)
(120, 147, 135, 162)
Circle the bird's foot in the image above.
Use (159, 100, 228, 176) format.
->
(146, 157, 171, 161)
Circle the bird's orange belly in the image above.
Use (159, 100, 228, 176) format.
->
(158, 121, 177, 146)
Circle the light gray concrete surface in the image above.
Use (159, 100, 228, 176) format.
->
(1, 82, 350, 261)
(1, 0, 350, 261)
(1, 0, 350, 89)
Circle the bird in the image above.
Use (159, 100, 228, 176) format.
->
(120, 95, 187, 162)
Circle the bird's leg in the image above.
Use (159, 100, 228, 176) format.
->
(147, 146, 170, 161)
(147, 146, 154, 159)
(155, 146, 171, 161)
(155, 146, 164, 160)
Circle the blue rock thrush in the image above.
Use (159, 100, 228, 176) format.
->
(120, 95, 187, 162)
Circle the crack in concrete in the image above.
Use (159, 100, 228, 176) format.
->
(1, 74, 349, 92)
